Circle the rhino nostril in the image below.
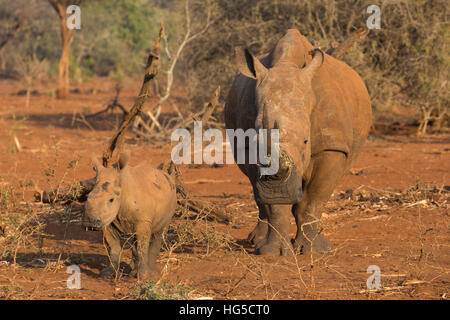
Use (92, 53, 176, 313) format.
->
(109, 198, 114, 203)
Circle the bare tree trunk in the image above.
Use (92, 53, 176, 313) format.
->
(49, 0, 77, 99)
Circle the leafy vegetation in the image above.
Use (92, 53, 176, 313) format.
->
(133, 280, 192, 300)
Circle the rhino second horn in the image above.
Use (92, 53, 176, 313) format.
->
(302, 48, 325, 81)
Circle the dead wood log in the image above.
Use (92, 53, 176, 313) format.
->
(35, 177, 95, 203)
(157, 160, 231, 224)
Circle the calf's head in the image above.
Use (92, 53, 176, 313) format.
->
(235, 47, 324, 204)
(82, 153, 129, 230)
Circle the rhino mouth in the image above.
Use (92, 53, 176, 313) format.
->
(255, 151, 303, 204)
(82, 210, 103, 231)
(82, 219, 102, 231)
(255, 103, 303, 204)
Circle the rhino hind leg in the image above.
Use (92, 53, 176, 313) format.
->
(292, 151, 348, 255)
(100, 225, 122, 277)
(254, 204, 292, 256)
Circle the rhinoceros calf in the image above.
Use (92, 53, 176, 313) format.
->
(225, 29, 372, 255)
(83, 152, 177, 280)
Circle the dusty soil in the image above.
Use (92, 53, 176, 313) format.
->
(0, 79, 448, 300)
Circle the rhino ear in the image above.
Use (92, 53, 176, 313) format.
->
(302, 48, 324, 82)
(91, 154, 102, 173)
(118, 151, 130, 170)
(235, 46, 268, 81)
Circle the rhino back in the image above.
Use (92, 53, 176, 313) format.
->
(115, 163, 177, 234)
(310, 54, 372, 164)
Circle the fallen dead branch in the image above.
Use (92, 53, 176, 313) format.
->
(358, 279, 427, 294)
(328, 183, 449, 216)
(85, 86, 128, 121)
(133, 85, 222, 141)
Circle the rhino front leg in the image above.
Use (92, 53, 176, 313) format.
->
(101, 225, 122, 277)
(147, 231, 163, 275)
(292, 151, 347, 254)
(247, 201, 269, 247)
(129, 243, 138, 277)
(254, 204, 292, 256)
(135, 223, 152, 281)
(245, 164, 270, 246)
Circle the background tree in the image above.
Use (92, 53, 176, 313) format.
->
(48, 0, 82, 99)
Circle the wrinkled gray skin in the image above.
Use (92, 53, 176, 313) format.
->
(83, 152, 177, 280)
(225, 29, 372, 255)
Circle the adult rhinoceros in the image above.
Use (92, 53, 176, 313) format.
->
(225, 29, 372, 255)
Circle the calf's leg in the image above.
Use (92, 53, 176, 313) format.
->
(101, 225, 122, 277)
(135, 223, 152, 281)
(147, 231, 163, 275)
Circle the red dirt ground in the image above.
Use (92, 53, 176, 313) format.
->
(0, 79, 448, 300)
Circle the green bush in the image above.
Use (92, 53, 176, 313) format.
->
(73, 0, 156, 77)
(0, 0, 157, 79)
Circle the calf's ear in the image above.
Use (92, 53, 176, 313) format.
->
(118, 151, 130, 170)
(91, 154, 101, 173)
(235, 46, 268, 81)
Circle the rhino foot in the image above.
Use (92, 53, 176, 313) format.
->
(129, 267, 137, 278)
(247, 221, 268, 247)
(137, 267, 159, 282)
(99, 266, 117, 278)
(255, 241, 291, 256)
(128, 267, 158, 279)
(293, 234, 331, 255)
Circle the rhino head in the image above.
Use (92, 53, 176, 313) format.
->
(235, 47, 324, 204)
(82, 153, 129, 230)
